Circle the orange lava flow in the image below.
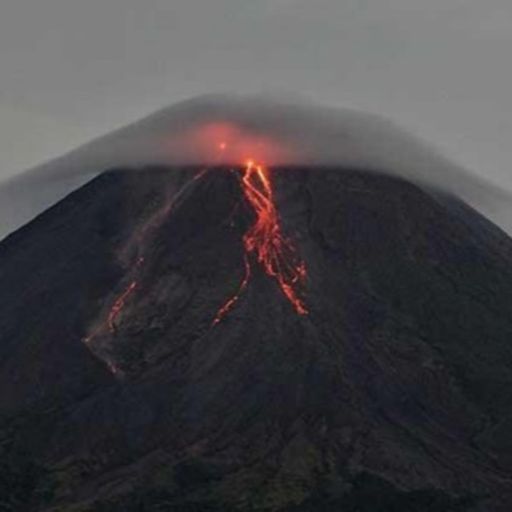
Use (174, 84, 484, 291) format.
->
(211, 254, 251, 326)
(108, 281, 137, 333)
(213, 160, 308, 325)
(83, 168, 208, 348)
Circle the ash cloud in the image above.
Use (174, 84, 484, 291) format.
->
(1, 93, 511, 239)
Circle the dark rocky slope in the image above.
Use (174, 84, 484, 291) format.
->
(1, 167, 512, 511)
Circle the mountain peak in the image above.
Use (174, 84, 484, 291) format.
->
(2, 95, 512, 240)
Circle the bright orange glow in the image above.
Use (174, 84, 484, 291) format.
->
(213, 159, 308, 325)
(83, 162, 308, 375)
(165, 122, 295, 166)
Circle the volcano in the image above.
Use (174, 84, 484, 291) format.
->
(1, 164, 512, 511)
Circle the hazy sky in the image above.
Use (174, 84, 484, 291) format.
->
(1, 0, 512, 189)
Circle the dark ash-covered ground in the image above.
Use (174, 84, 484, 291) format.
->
(1, 166, 512, 511)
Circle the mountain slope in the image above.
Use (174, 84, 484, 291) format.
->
(1, 166, 512, 511)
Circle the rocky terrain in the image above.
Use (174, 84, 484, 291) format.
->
(1, 166, 512, 511)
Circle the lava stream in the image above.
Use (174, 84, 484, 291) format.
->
(211, 254, 251, 326)
(84, 169, 208, 346)
(84, 162, 307, 364)
(213, 160, 308, 325)
(108, 281, 138, 333)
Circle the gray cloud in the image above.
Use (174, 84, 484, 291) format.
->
(1, 93, 511, 240)
(1, 1, 512, 237)
(1, 0, 512, 185)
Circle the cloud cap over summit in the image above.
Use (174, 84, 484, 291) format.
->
(1, 94, 511, 239)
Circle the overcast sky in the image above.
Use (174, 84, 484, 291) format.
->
(1, 0, 512, 189)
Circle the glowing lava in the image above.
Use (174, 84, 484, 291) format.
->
(212, 254, 251, 326)
(213, 160, 308, 325)
(84, 158, 308, 376)
(108, 281, 137, 333)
